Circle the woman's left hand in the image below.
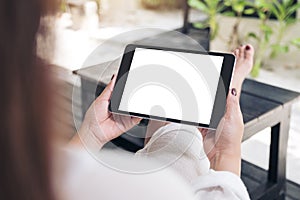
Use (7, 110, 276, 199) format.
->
(71, 75, 142, 151)
(199, 88, 244, 176)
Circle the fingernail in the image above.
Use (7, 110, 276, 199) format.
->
(231, 88, 237, 96)
(246, 45, 250, 50)
(111, 74, 115, 80)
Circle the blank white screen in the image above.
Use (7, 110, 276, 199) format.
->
(118, 48, 224, 125)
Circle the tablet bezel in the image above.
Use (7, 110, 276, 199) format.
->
(109, 44, 235, 129)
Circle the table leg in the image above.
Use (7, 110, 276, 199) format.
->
(251, 105, 292, 200)
(182, 0, 189, 34)
(268, 105, 291, 199)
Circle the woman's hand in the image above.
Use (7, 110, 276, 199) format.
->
(199, 88, 244, 176)
(70, 75, 142, 151)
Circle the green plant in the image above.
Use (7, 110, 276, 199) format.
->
(189, 0, 300, 77)
(247, 0, 273, 77)
(188, 0, 225, 40)
(247, 0, 300, 77)
(188, 0, 256, 43)
(224, 0, 256, 50)
(267, 0, 300, 58)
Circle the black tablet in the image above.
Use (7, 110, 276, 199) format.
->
(109, 44, 235, 129)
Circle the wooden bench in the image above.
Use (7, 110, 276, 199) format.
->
(74, 62, 299, 199)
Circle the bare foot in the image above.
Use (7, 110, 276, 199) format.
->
(231, 44, 255, 96)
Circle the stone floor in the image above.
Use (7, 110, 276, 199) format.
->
(51, 1, 300, 184)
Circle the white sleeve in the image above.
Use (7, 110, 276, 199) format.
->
(136, 123, 210, 182)
(192, 170, 250, 200)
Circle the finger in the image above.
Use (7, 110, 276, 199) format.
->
(97, 74, 116, 101)
(108, 114, 140, 134)
(92, 74, 116, 121)
(108, 74, 116, 90)
(131, 117, 142, 124)
(115, 114, 139, 128)
(199, 128, 205, 132)
(198, 128, 208, 139)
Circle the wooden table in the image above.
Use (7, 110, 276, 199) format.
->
(74, 61, 299, 200)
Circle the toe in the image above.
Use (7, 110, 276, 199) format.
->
(233, 48, 240, 58)
(239, 45, 245, 59)
(244, 44, 254, 60)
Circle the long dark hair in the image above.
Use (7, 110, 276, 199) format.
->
(0, 0, 58, 199)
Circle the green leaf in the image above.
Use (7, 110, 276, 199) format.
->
(247, 32, 259, 41)
(274, 0, 285, 15)
(281, 45, 289, 53)
(269, 1, 282, 20)
(285, 17, 296, 25)
(251, 59, 262, 77)
(248, 32, 257, 38)
(283, 0, 293, 7)
(255, 0, 270, 8)
(210, 22, 219, 40)
(290, 38, 300, 48)
(260, 24, 273, 42)
(284, 46, 289, 53)
(257, 11, 266, 20)
(193, 22, 208, 29)
(260, 24, 273, 33)
(270, 44, 289, 58)
(233, 3, 245, 13)
(244, 8, 255, 15)
(188, 0, 207, 12)
(285, 3, 300, 20)
(224, 0, 231, 7)
(205, 0, 217, 8)
(222, 11, 236, 17)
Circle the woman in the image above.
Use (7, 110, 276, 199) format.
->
(69, 45, 253, 199)
(0, 0, 253, 199)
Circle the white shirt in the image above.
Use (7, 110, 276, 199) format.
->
(55, 124, 249, 200)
